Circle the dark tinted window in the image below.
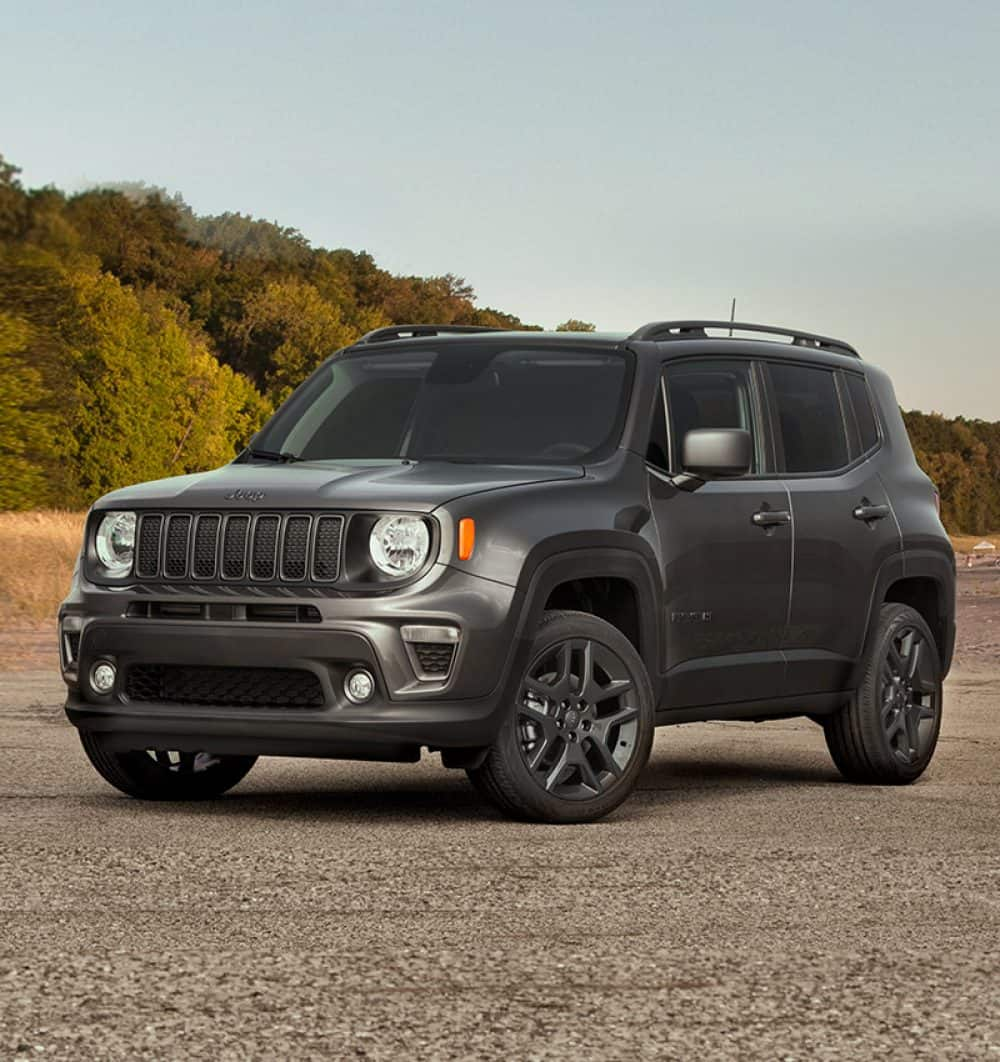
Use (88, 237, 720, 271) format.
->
(254, 345, 631, 465)
(845, 373, 879, 453)
(768, 363, 849, 473)
(665, 360, 758, 473)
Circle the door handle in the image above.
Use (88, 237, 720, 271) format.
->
(752, 509, 791, 528)
(853, 503, 890, 523)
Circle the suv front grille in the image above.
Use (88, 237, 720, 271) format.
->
(133, 512, 344, 584)
(125, 664, 324, 708)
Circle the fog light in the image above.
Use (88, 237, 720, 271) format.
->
(344, 668, 375, 704)
(90, 661, 117, 694)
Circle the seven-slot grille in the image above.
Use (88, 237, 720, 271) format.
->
(134, 512, 343, 583)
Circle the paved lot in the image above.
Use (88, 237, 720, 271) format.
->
(1, 577, 998, 1059)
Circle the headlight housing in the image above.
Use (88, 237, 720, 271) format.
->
(369, 515, 431, 578)
(95, 511, 136, 577)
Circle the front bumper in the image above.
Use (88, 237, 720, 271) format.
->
(61, 564, 529, 760)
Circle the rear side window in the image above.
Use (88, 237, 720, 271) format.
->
(767, 362, 849, 474)
(844, 372, 880, 453)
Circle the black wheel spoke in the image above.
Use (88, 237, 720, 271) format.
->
(575, 640, 594, 699)
(593, 678, 633, 703)
(524, 676, 555, 699)
(525, 733, 552, 771)
(544, 744, 572, 792)
(517, 633, 642, 802)
(587, 734, 623, 779)
(905, 636, 922, 681)
(576, 751, 603, 793)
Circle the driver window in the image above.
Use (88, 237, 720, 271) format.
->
(665, 360, 758, 474)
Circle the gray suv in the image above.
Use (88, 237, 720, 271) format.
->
(60, 320, 956, 823)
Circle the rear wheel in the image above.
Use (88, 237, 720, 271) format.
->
(824, 603, 942, 784)
(468, 610, 654, 823)
(80, 731, 256, 800)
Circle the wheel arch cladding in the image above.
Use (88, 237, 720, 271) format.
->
(852, 551, 954, 687)
(515, 539, 662, 680)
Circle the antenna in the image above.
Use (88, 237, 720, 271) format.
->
(729, 297, 736, 336)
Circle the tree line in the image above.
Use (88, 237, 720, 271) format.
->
(0, 154, 996, 531)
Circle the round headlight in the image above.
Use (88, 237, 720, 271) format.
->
(95, 511, 136, 576)
(369, 515, 430, 577)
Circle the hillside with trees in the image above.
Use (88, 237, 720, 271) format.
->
(0, 154, 997, 531)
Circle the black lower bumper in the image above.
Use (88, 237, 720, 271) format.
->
(63, 616, 526, 761)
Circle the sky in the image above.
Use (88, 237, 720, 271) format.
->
(3, 0, 999, 418)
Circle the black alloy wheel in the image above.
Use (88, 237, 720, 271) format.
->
(824, 603, 943, 784)
(468, 610, 654, 823)
(879, 623, 940, 766)
(518, 637, 641, 800)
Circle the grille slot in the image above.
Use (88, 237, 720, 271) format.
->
(125, 511, 344, 585)
(412, 643, 456, 677)
(313, 516, 343, 581)
(192, 515, 221, 578)
(251, 516, 280, 580)
(222, 515, 250, 579)
(136, 515, 163, 578)
(281, 515, 311, 581)
(125, 664, 324, 708)
(164, 515, 192, 578)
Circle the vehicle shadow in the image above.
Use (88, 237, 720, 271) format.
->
(83, 749, 843, 824)
(638, 753, 841, 791)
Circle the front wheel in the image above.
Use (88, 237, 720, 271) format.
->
(468, 610, 655, 823)
(824, 603, 943, 784)
(80, 731, 257, 800)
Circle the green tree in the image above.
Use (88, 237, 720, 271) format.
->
(228, 279, 358, 401)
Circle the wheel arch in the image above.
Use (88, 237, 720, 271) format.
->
(852, 550, 956, 686)
(514, 535, 662, 681)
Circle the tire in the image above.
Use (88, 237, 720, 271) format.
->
(80, 731, 257, 800)
(468, 610, 655, 823)
(824, 603, 943, 784)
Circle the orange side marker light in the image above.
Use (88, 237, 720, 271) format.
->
(458, 518, 476, 561)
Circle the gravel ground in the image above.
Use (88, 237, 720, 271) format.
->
(1, 575, 998, 1060)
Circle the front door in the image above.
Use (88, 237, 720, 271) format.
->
(647, 358, 792, 709)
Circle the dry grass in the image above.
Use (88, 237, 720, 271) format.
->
(0, 511, 86, 627)
(951, 533, 1000, 554)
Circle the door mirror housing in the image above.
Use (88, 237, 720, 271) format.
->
(682, 428, 752, 478)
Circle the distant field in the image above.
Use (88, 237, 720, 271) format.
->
(0, 511, 995, 632)
(0, 511, 85, 627)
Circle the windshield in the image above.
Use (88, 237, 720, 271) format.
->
(250, 344, 631, 465)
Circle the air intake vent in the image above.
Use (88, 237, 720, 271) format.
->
(125, 664, 324, 708)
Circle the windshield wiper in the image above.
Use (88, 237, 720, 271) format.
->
(245, 447, 303, 464)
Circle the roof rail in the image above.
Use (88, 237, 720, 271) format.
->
(356, 324, 509, 345)
(629, 320, 860, 358)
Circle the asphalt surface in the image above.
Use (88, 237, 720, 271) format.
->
(2, 587, 998, 1059)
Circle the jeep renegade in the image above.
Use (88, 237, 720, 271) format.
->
(60, 320, 956, 823)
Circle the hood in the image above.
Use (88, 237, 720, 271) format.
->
(94, 460, 584, 513)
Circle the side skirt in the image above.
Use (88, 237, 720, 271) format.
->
(655, 690, 850, 726)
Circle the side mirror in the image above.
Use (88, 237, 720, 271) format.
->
(682, 428, 752, 478)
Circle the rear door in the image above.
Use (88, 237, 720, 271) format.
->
(764, 360, 901, 695)
(647, 358, 792, 709)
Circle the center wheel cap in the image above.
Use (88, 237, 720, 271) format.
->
(564, 709, 581, 730)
